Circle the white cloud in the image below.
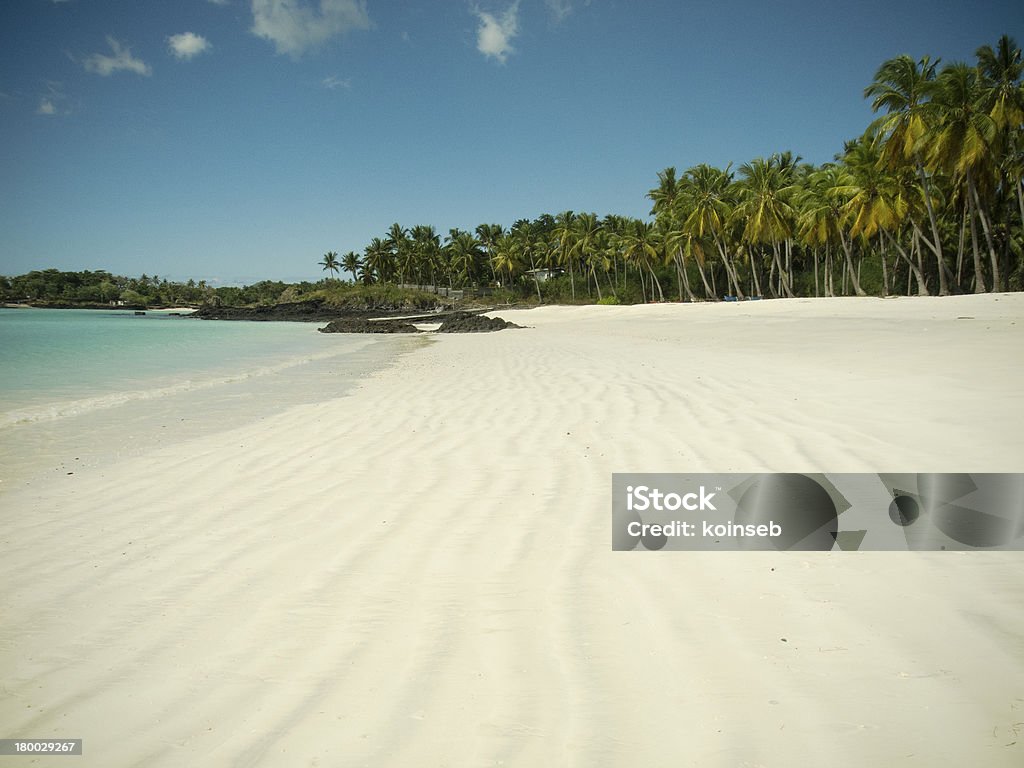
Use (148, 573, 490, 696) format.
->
(474, 1, 519, 64)
(37, 98, 56, 115)
(251, 0, 372, 57)
(168, 32, 212, 60)
(322, 74, 351, 89)
(84, 37, 152, 76)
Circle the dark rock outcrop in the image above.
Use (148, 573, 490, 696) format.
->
(318, 318, 419, 334)
(435, 312, 522, 333)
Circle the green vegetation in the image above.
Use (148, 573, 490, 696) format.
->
(5, 36, 1022, 308)
(0, 269, 443, 311)
(0, 270, 214, 308)
(327, 36, 1024, 302)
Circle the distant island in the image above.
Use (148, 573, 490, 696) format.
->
(4, 37, 1021, 309)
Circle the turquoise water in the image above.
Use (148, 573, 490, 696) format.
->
(0, 308, 411, 490)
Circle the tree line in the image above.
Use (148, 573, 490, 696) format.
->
(6, 37, 1021, 309)
(0, 269, 302, 308)
(320, 36, 1024, 302)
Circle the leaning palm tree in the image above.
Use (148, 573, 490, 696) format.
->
(681, 164, 742, 298)
(865, 54, 951, 290)
(928, 61, 999, 291)
(319, 251, 340, 280)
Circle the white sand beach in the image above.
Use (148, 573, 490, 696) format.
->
(1, 294, 1023, 767)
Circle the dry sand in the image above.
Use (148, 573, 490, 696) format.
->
(1, 294, 1023, 767)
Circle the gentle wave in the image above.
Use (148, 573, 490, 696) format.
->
(0, 344, 370, 429)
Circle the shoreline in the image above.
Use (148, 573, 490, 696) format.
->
(1, 295, 1022, 766)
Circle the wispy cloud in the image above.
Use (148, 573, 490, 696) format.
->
(322, 74, 352, 90)
(545, 0, 571, 22)
(251, 0, 372, 57)
(208, 0, 231, 5)
(545, 0, 591, 23)
(168, 32, 212, 60)
(473, 1, 519, 64)
(84, 36, 151, 76)
(36, 82, 67, 115)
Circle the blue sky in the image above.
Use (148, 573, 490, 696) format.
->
(1, 0, 1021, 284)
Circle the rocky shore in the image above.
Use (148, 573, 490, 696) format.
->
(318, 311, 523, 334)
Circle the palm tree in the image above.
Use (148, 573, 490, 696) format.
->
(410, 225, 442, 286)
(385, 223, 410, 284)
(976, 36, 1024, 139)
(511, 219, 544, 302)
(341, 251, 362, 283)
(928, 61, 999, 291)
(650, 167, 714, 299)
(733, 155, 797, 297)
(618, 219, 664, 302)
(476, 223, 504, 283)
(842, 134, 918, 295)
(363, 237, 391, 284)
(795, 165, 867, 296)
(865, 54, 951, 292)
(976, 36, 1024, 284)
(319, 251, 340, 279)
(681, 164, 742, 298)
(490, 232, 521, 290)
(553, 211, 578, 300)
(444, 230, 484, 288)
(569, 212, 605, 299)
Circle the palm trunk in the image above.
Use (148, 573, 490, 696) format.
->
(813, 247, 820, 297)
(693, 254, 713, 299)
(915, 156, 947, 279)
(885, 229, 928, 295)
(649, 265, 665, 302)
(956, 205, 967, 287)
(838, 231, 867, 296)
(714, 236, 743, 299)
(785, 238, 795, 294)
(1017, 179, 1024, 231)
(675, 249, 696, 302)
(825, 243, 833, 297)
(967, 188, 985, 293)
(969, 172, 1002, 292)
(749, 251, 763, 298)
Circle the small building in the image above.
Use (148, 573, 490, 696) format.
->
(524, 268, 565, 282)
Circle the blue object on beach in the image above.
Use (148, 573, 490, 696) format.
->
(723, 295, 738, 302)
